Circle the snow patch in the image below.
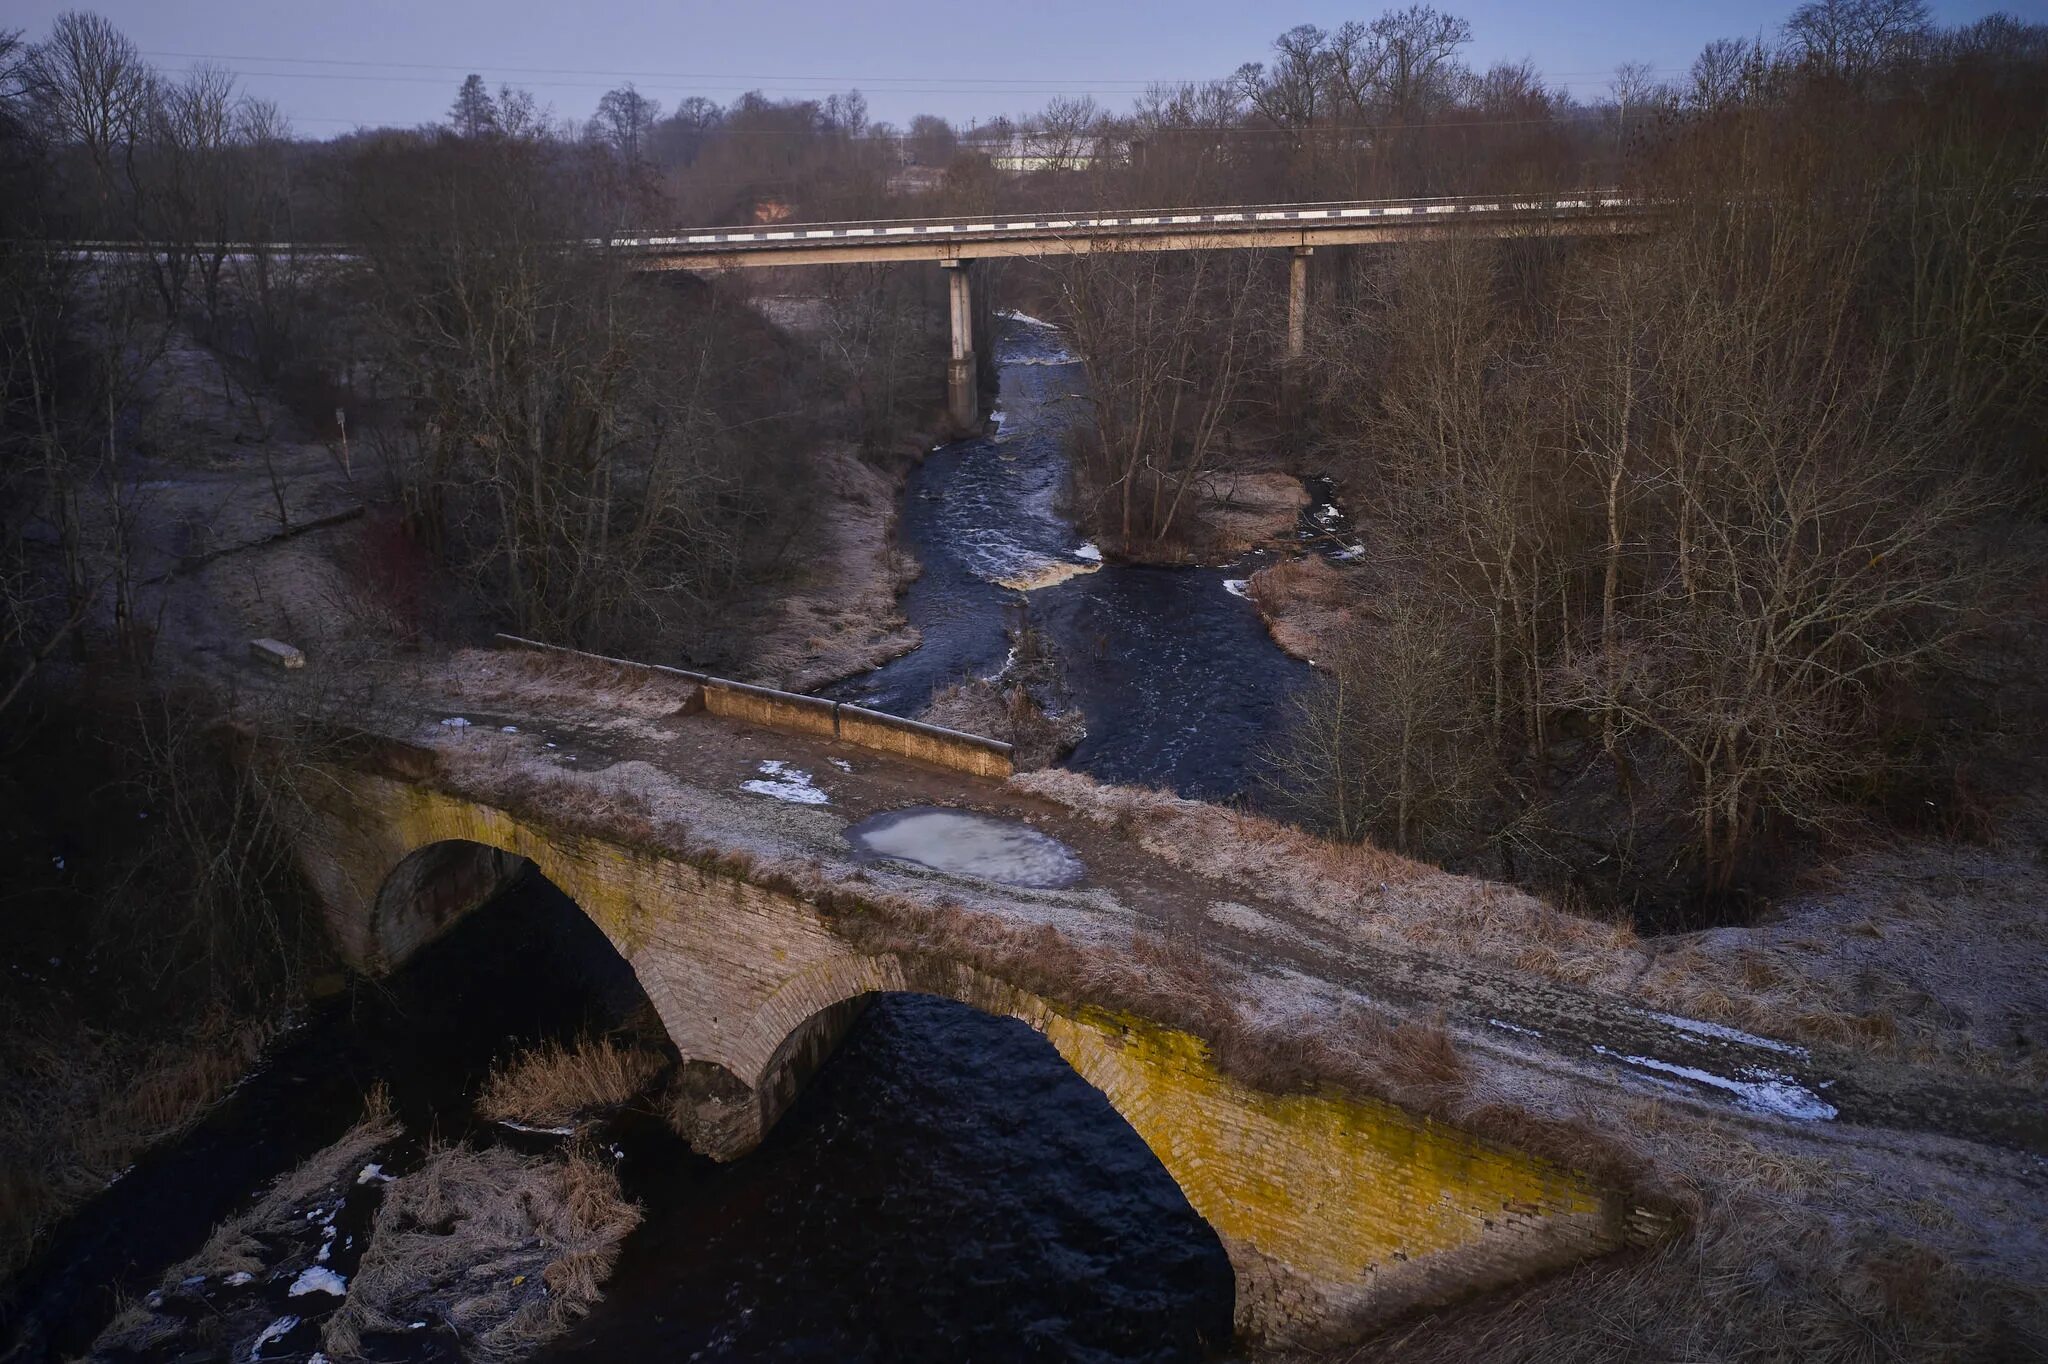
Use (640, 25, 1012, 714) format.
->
(289, 1266, 347, 1298)
(1488, 1018, 1544, 1038)
(1331, 543, 1366, 561)
(1637, 1009, 1808, 1057)
(741, 759, 829, 805)
(356, 1163, 393, 1184)
(438, 716, 470, 728)
(249, 1316, 300, 1360)
(1222, 579, 1250, 598)
(829, 758, 854, 773)
(1592, 1045, 1837, 1120)
(1071, 542, 1102, 562)
(998, 308, 1058, 330)
(225, 1271, 254, 1286)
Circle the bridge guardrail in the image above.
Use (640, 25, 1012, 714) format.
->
(494, 633, 1014, 780)
(607, 192, 1644, 251)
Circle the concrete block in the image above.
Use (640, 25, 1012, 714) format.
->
(249, 638, 305, 670)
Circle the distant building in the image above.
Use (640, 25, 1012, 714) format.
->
(961, 131, 1104, 174)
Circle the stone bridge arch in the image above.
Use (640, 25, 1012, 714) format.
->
(291, 767, 1645, 1348)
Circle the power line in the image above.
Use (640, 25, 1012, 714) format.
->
(140, 50, 1181, 91)
(143, 48, 1694, 94)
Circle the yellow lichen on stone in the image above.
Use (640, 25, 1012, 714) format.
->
(1037, 1007, 1614, 1309)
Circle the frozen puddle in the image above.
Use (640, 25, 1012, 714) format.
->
(847, 807, 1084, 888)
(741, 760, 829, 805)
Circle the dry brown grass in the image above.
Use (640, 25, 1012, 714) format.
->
(474, 1032, 669, 1128)
(1245, 556, 1357, 662)
(322, 1142, 641, 1361)
(1314, 1187, 2045, 1364)
(0, 1007, 275, 1282)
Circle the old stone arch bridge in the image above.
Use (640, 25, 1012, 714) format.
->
(281, 639, 1688, 1348)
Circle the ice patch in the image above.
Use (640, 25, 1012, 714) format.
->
(741, 759, 829, 805)
(438, 717, 470, 728)
(1222, 579, 1250, 598)
(1638, 1010, 1808, 1057)
(988, 408, 1005, 426)
(848, 807, 1084, 888)
(225, 1271, 254, 1286)
(1488, 1018, 1543, 1038)
(249, 1316, 300, 1359)
(1331, 543, 1366, 561)
(1071, 542, 1102, 562)
(829, 758, 854, 773)
(500, 725, 518, 734)
(289, 1266, 347, 1298)
(1592, 1045, 1837, 1120)
(998, 308, 1058, 329)
(356, 1163, 393, 1184)
(498, 1119, 576, 1135)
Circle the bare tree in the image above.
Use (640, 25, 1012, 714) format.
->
(587, 83, 661, 163)
(25, 9, 151, 214)
(1784, 0, 1932, 82)
(1055, 246, 1266, 549)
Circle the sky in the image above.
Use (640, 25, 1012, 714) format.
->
(7, 0, 2038, 136)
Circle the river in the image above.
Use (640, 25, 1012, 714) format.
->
(4, 314, 1316, 1363)
(827, 313, 1313, 801)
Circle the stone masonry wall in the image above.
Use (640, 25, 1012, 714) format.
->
(293, 768, 1632, 1348)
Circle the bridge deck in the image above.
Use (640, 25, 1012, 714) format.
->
(375, 645, 2039, 1157)
(612, 193, 1653, 268)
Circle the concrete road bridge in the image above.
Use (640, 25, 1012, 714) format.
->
(610, 192, 1655, 428)
(270, 636, 2040, 1349)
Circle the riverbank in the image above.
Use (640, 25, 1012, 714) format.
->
(729, 438, 926, 694)
(1245, 555, 1361, 665)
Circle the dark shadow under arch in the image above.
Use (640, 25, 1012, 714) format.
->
(543, 991, 1237, 1362)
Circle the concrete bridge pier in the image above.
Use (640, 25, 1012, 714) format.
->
(1286, 245, 1313, 362)
(941, 258, 979, 433)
